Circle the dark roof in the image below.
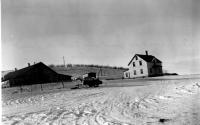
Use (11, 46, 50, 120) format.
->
(128, 54, 162, 66)
(3, 62, 56, 80)
(1, 70, 14, 78)
(2, 62, 71, 81)
(137, 54, 162, 63)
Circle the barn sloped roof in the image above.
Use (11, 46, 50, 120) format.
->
(2, 62, 71, 81)
(128, 54, 162, 66)
(3, 62, 55, 80)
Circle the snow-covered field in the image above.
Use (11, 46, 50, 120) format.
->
(2, 75, 200, 125)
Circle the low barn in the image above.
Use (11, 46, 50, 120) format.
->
(2, 62, 72, 87)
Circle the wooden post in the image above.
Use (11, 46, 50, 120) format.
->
(20, 85, 23, 93)
(41, 84, 43, 91)
(31, 84, 32, 92)
(63, 56, 66, 67)
(30, 84, 32, 96)
(20, 81, 23, 93)
(62, 81, 64, 88)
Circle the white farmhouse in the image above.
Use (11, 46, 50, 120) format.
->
(124, 51, 163, 78)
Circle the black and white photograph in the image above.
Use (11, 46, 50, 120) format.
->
(1, 0, 200, 124)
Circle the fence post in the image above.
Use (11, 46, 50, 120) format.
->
(62, 81, 64, 88)
(31, 84, 32, 92)
(20, 85, 23, 93)
(41, 84, 43, 91)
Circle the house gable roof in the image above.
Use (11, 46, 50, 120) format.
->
(128, 54, 162, 66)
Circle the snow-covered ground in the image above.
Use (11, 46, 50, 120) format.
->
(2, 75, 200, 125)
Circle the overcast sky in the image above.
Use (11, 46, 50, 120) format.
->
(2, 0, 200, 74)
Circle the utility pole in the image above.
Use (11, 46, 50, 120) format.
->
(98, 67, 103, 78)
(63, 56, 65, 67)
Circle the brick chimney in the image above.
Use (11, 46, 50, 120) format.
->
(145, 50, 148, 56)
(28, 63, 31, 67)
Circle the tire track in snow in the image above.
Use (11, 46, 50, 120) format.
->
(2, 79, 200, 125)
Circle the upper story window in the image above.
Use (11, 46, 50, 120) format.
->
(133, 62, 135, 67)
(139, 61, 142, 66)
(134, 70, 136, 75)
(135, 56, 138, 60)
(140, 69, 143, 74)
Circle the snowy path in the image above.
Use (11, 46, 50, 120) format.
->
(2, 79, 200, 125)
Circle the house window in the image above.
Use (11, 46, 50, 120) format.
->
(135, 56, 138, 60)
(139, 61, 142, 66)
(134, 70, 136, 75)
(126, 72, 129, 77)
(133, 62, 135, 67)
(140, 69, 143, 74)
